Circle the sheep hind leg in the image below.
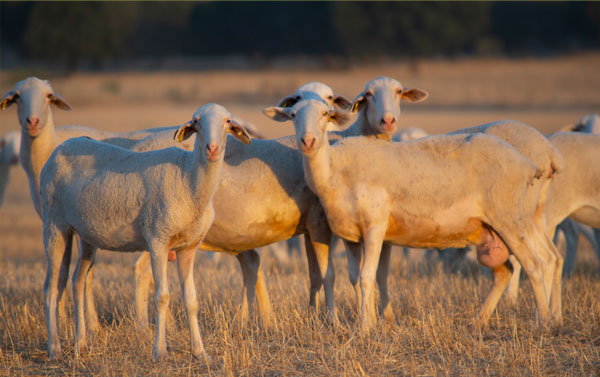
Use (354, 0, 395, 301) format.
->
(504, 234, 551, 325)
(134, 252, 152, 331)
(84, 259, 100, 332)
(43, 224, 72, 361)
(377, 243, 394, 322)
(303, 236, 323, 314)
(175, 248, 205, 359)
(236, 250, 273, 328)
(305, 232, 337, 323)
(344, 240, 363, 312)
(476, 261, 512, 329)
(73, 240, 96, 355)
(505, 255, 521, 306)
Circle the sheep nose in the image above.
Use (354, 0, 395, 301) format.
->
(206, 144, 219, 155)
(27, 116, 40, 127)
(381, 113, 396, 126)
(301, 136, 316, 149)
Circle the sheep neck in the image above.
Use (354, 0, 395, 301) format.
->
(19, 114, 60, 216)
(185, 141, 224, 215)
(301, 137, 333, 200)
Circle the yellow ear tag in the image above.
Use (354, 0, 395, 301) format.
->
(177, 131, 185, 143)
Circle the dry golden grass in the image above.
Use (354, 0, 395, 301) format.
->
(1, 55, 600, 375)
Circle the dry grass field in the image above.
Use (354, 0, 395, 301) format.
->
(1, 54, 599, 376)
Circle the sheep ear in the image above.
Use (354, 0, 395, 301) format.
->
(333, 93, 352, 110)
(278, 94, 301, 108)
(401, 88, 428, 103)
(263, 107, 291, 122)
(0, 90, 19, 110)
(173, 121, 195, 142)
(350, 90, 369, 114)
(49, 92, 72, 110)
(328, 110, 350, 127)
(227, 120, 252, 145)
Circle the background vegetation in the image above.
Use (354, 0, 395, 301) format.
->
(1, 2, 600, 70)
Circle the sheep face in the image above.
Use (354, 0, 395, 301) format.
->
(278, 82, 352, 110)
(351, 76, 428, 136)
(174, 103, 251, 162)
(0, 77, 71, 138)
(263, 100, 349, 157)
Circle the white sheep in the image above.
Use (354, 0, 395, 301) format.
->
(264, 99, 558, 329)
(0, 130, 21, 205)
(132, 82, 355, 327)
(506, 132, 600, 301)
(40, 103, 251, 361)
(1, 77, 218, 332)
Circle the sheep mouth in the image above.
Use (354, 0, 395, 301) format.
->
(383, 123, 397, 134)
(26, 127, 42, 137)
(206, 152, 220, 162)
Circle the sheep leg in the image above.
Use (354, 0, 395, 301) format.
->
(84, 259, 100, 332)
(306, 205, 336, 321)
(236, 250, 273, 328)
(175, 248, 205, 359)
(305, 228, 336, 322)
(377, 243, 394, 322)
(43, 225, 72, 361)
(559, 220, 578, 277)
(72, 240, 96, 355)
(594, 228, 600, 263)
(303, 236, 323, 313)
(134, 252, 152, 331)
(505, 255, 521, 306)
(476, 261, 513, 328)
(344, 240, 363, 310)
(503, 234, 551, 325)
(149, 244, 170, 361)
(359, 226, 386, 330)
(56, 235, 72, 328)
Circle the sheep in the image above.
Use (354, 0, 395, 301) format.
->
(555, 219, 599, 277)
(0, 130, 21, 205)
(40, 103, 251, 361)
(330, 76, 429, 321)
(264, 99, 558, 329)
(131, 82, 354, 328)
(506, 132, 600, 301)
(562, 113, 600, 134)
(0, 77, 202, 334)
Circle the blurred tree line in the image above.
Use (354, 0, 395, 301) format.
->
(1, 1, 599, 69)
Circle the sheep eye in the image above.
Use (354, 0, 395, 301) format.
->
(396, 89, 403, 95)
(291, 112, 296, 118)
(322, 111, 328, 116)
(46, 93, 52, 99)
(226, 119, 231, 124)
(327, 95, 333, 100)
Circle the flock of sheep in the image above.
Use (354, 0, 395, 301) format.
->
(0, 76, 598, 362)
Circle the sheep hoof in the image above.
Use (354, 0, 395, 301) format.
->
(153, 347, 169, 362)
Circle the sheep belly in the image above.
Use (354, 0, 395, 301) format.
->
(75, 223, 146, 252)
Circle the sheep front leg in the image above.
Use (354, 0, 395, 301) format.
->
(43, 225, 72, 361)
(72, 240, 96, 355)
(175, 248, 206, 359)
(149, 244, 170, 361)
(359, 227, 386, 331)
